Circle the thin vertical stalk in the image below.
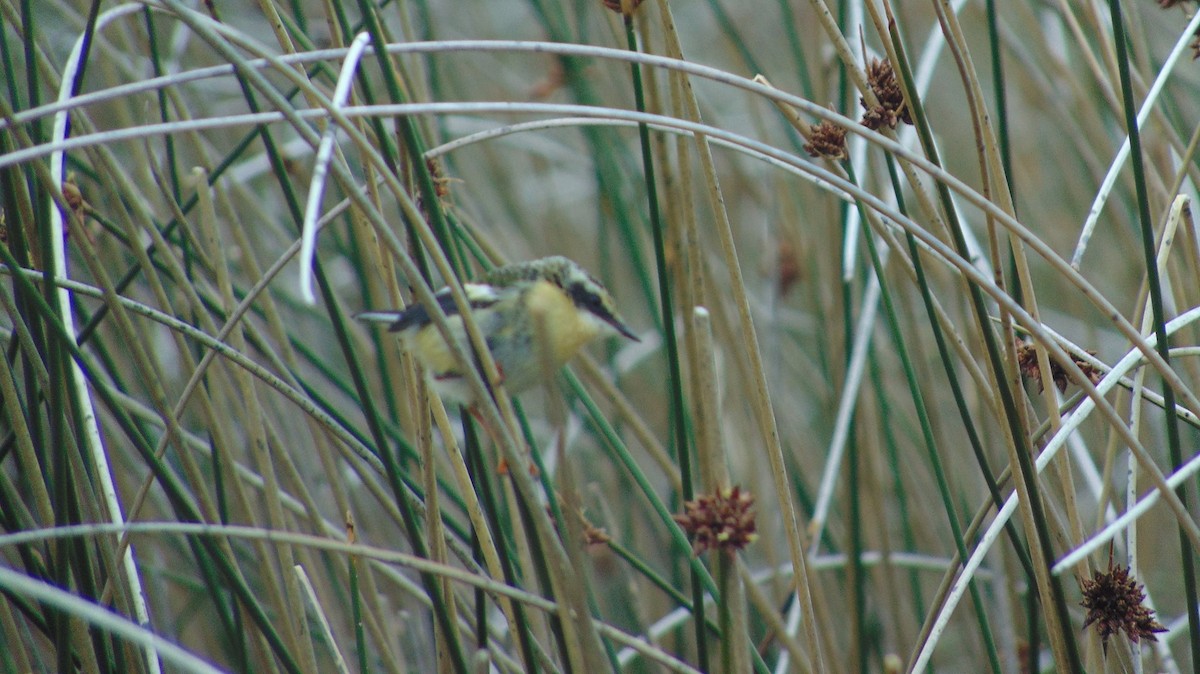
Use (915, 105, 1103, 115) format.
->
(619, 8, 706, 669)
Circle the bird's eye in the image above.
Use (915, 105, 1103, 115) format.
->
(571, 284, 610, 318)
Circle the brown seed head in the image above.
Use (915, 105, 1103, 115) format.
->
(673, 486, 757, 554)
(1080, 563, 1167, 648)
(601, 0, 645, 15)
(425, 158, 452, 199)
(804, 120, 848, 160)
(860, 58, 912, 130)
(777, 238, 802, 296)
(545, 503, 612, 546)
(62, 181, 85, 212)
(582, 520, 611, 546)
(1015, 340, 1102, 393)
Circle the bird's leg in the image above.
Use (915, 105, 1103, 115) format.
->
(463, 403, 514, 475)
(464, 361, 535, 475)
(464, 401, 538, 477)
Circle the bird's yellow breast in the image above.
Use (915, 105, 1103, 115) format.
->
(525, 279, 601, 365)
(400, 279, 603, 392)
(409, 318, 464, 375)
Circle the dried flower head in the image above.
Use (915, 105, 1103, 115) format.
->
(1156, 1, 1200, 55)
(601, 0, 644, 15)
(776, 238, 802, 296)
(1015, 340, 1102, 393)
(860, 58, 912, 130)
(545, 503, 611, 546)
(345, 511, 357, 545)
(804, 120, 848, 160)
(1080, 562, 1166, 648)
(530, 59, 566, 99)
(426, 158, 452, 199)
(62, 180, 85, 213)
(1016, 641, 1034, 674)
(674, 486, 757, 554)
(582, 520, 611, 546)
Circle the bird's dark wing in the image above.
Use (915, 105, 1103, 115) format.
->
(356, 283, 501, 332)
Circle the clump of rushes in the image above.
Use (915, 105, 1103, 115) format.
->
(860, 58, 912, 130)
(1080, 561, 1167, 649)
(1015, 340, 1103, 393)
(674, 486, 757, 554)
(804, 120, 848, 160)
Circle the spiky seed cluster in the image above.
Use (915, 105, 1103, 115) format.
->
(804, 120, 848, 160)
(1080, 564, 1167, 647)
(1015, 340, 1102, 393)
(674, 486, 757, 554)
(860, 58, 912, 130)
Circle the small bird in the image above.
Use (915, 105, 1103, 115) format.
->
(357, 256, 639, 404)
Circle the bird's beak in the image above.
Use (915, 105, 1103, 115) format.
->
(609, 316, 640, 342)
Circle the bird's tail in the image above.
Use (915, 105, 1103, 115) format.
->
(354, 310, 403, 324)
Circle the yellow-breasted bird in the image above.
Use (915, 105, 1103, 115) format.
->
(357, 256, 639, 404)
